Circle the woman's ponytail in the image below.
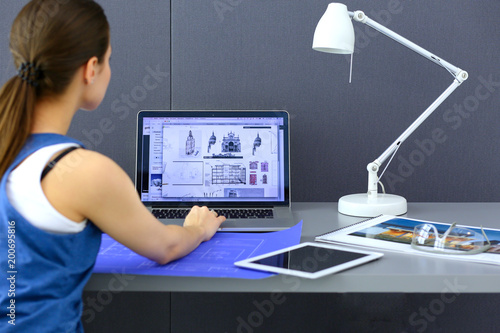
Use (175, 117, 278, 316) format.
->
(0, 76, 37, 177)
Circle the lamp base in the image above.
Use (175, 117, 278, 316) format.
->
(338, 193, 407, 217)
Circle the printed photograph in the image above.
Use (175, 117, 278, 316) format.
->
(349, 218, 500, 254)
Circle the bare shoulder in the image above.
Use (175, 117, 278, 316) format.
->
(47, 148, 125, 189)
(43, 148, 136, 220)
(66, 148, 124, 180)
(60, 148, 133, 197)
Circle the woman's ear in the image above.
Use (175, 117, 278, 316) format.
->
(83, 56, 99, 85)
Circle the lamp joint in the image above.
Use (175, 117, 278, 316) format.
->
(456, 70, 469, 84)
(367, 162, 380, 197)
(353, 10, 366, 23)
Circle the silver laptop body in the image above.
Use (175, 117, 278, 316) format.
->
(135, 110, 294, 231)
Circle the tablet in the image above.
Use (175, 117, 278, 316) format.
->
(234, 242, 383, 279)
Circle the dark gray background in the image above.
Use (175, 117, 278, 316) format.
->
(2, 0, 499, 202)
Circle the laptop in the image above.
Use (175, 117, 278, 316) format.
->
(135, 110, 295, 231)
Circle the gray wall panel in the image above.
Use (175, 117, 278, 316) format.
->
(171, 0, 500, 202)
(0, 3, 27, 85)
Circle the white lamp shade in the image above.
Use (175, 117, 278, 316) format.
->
(312, 3, 354, 54)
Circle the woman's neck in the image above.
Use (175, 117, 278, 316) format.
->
(31, 91, 80, 135)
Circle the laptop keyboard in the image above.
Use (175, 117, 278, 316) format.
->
(152, 208, 274, 219)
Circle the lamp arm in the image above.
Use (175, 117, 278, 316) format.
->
(367, 79, 462, 196)
(374, 79, 461, 166)
(347, 10, 469, 196)
(349, 11, 467, 78)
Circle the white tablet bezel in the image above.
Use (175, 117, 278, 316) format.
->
(234, 242, 383, 279)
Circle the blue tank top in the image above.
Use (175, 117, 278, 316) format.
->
(0, 134, 102, 332)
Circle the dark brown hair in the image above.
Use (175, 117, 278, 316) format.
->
(0, 0, 109, 177)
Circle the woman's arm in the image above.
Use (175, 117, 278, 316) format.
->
(42, 149, 225, 264)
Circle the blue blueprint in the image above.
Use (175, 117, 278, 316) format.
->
(93, 221, 303, 279)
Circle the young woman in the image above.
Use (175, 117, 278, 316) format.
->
(0, 1, 225, 331)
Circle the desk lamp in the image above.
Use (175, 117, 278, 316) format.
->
(312, 3, 468, 217)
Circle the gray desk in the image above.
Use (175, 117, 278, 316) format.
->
(83, 203, 500, 333)
(85, 202, 500, 293)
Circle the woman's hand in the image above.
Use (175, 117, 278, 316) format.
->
(183, 206, 226, 242)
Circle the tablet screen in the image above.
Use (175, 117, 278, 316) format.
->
(235, 242, 383, 279)
(252, 245, 367, 273)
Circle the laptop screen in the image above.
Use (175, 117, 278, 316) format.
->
(136, 110, 290, 207)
